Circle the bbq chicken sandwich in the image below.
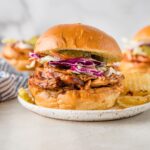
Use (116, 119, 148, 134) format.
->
(120, 26, 150, 96)
(19, 23, 124, 110)
(1, 36, 38, 71)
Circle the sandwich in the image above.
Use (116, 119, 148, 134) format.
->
(118, 26, 150, 107)
(1, 36, 38, 71)
(19, 23, 124, 110)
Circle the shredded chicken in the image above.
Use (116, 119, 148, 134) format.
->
(29, 65, 123, 91)
(91, 74, 123, 87)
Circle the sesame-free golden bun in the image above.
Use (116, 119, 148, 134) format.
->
(35, 23, 121, 62)
(133, 25, 150, 42)
(2, 44, 32, 71)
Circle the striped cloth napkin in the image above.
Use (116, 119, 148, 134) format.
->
(0, 58, 28, 102)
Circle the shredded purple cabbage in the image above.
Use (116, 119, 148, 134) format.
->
(49, 58, 105, 77)
(71, 66, 104, 76)
(29, 52, 40, 59)
(49, 58, 104, 67)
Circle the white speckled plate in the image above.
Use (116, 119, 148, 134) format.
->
(18, 96, 150, 121)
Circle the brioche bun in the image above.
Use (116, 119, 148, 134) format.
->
(35, 23, 121, 62)
(133, 25, 150, 42)
(29, 84, 121, 110)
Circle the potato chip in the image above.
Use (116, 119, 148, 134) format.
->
(123, 72, 150, 95)
(117, 95, 150, 108)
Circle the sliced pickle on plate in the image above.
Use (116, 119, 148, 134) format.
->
(18, 88, 34, 104)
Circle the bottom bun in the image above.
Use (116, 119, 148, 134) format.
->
(29, 84, 121, 110)
(4, 58, 30, 71)
(5, 58, 29, 71)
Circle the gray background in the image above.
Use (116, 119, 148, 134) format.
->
(0, 0, 149, 47)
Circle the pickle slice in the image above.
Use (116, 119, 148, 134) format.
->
(49, 49, 121, 63)
(140, 46, 150, 56)
(2, 38, 17, 44)
(25, 36, 39, 47)
(18, 88, 34, 104)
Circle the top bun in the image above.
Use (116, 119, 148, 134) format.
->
(133, 25, 150, 42)
(35, 23, 121, 61)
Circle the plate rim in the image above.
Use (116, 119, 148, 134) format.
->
(18, 96, 150, 114)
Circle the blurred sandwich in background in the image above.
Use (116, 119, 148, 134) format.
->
(1, 36, 38, 71)
(118, 26, 150, 108)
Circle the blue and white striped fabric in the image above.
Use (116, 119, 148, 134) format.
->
(0, 58, 28, 102)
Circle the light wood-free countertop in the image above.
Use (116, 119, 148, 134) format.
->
(0, 99, 150, 150)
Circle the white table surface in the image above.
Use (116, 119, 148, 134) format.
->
(0, 99, 150, 150)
